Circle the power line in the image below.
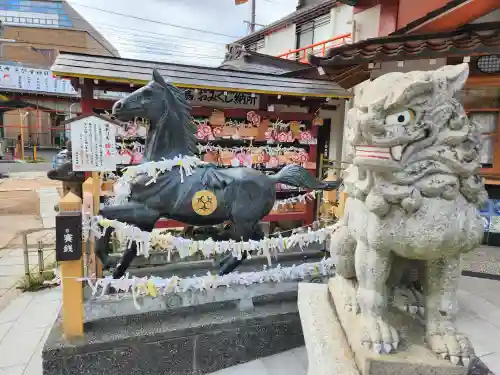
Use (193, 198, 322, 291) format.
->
(113, 42, 224, 59)
(69, 1, 241, 39)
(10, 39, 223, 61)
(103, 30, 226, 52)
(108, 32, 225, 49)
(96, 23, 228, 47)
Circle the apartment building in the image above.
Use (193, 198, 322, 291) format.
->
(221, 0, 354, 165)
(0, 0, 119, 146)
(224, 0, 500, 166)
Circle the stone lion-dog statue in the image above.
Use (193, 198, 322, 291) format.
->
(330, 63, 487, 366)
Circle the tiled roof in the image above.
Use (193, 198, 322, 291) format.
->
(219, 44, 311, 75)
(309, 22, 500, 67)
(52, 52, 352, 99)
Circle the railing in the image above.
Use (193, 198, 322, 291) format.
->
(276, 33, 352, 63)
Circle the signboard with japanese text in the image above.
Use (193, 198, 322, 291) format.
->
(182, 88, 260, 109)
(93, 88, 260, 109)
(55, 212, 82, 262)
(70, 115, 118, 172)
(0, 64, 78, 95)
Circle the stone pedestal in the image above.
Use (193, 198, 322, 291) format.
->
(43, 278, 331, 375)
(328, 277, 467, 375)
(297, 280, 494, 375)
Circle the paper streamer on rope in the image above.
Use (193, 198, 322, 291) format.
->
(77, 257, 335, 309)
(272, 190, 320, 211)
(110, 155, 204, 205)
(85, 216, 333, 262)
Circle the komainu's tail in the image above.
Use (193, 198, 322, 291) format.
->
(268, 164, 340, 190)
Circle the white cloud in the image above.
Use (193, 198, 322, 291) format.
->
(67, 0, 297, 66)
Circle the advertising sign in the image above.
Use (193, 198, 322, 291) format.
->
(0, 64, 77, 95)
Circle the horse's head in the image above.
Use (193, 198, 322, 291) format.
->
(112, 69, 170, 124)
(113, 69, 196, 158)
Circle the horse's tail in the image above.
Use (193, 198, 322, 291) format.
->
(268, 164, 340, 190)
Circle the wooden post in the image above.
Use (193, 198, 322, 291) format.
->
(19, 110, 25, 161)
(83, 176, 102, 278)
(58, 192, 84, 339)
(334, 192, 347, 218)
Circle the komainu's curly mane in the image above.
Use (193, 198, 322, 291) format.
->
(342, 63, 488, 216)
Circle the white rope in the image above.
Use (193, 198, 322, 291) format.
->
(86, 216, 333, 262)
(76, 257, 335, 309)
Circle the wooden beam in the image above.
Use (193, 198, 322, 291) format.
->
(466, 76, 500, 87)
(407, 0, 500, 34)
(80, 79, 94, 115)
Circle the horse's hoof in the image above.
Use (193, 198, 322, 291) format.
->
(219, 254, 233, 268)
(218, 257, 243, 275)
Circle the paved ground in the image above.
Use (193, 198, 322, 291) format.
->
(0, 148, 57, 175)
(0, 170, 499, 374)
(0, 172, 59, 300)
(0, 162, 53, 175)
(0, 276, 498, 375)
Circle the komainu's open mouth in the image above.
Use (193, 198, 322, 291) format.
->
(355, 145, 405, 162)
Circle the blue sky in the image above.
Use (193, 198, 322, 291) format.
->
(67, 0, 297, 66)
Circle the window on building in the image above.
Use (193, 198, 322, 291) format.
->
(256, 39, 265, 52)
(312, 14, 331, 44)
(297, 21, 313, 49)
(0, 0, 71, 28)
(296, 13, 331, 51)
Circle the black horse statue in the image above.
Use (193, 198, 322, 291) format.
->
(97, 69, 339, 277)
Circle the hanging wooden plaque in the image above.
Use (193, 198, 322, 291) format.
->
(312, 117, 324, 126)
(209, 110, 225, 126)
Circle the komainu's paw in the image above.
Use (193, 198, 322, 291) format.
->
(427, 330, 474, 366)
(337, 277, 360, 313)
(361, 315, 399, 354)
(392, 286, 425, 318)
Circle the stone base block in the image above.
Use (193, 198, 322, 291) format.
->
(328, 277, 480, 375)
(297, 283, 359, 375)
(43, 281, 317, 375)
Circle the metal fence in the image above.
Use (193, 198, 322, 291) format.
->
(20, 227, 57, 288)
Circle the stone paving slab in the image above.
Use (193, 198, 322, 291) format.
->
(0, 247, 55, 301)
(462, 246, 500, 276)
(0, 289, 60, 375)
(0, 277, 499, 375)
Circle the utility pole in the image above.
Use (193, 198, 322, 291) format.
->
(250, 0, 256, 33)
(238, 0, 263, 34)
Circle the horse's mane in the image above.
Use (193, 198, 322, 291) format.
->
(158, 82, 198, 156)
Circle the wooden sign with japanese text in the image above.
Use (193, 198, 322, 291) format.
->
(70, 115, 117, 172)
(56, 212, 83, 262)
(182, 88, 260, 109)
